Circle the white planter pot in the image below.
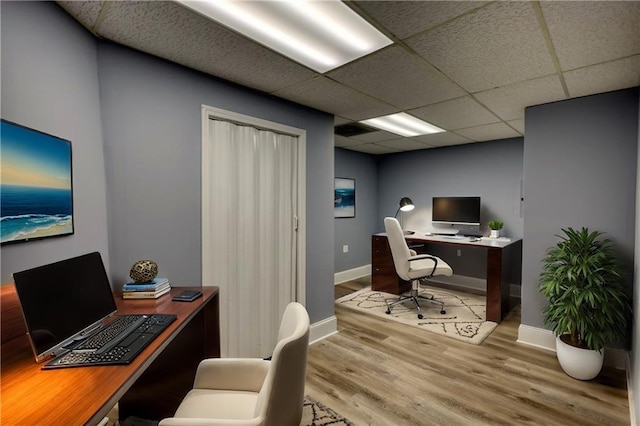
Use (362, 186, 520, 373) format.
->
(489, 229, 500, 238)
(555, 335, 603, 380)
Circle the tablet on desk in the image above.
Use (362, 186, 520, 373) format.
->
(172, 290, 202, 302)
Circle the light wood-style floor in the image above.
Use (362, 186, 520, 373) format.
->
(305, 277, 629, 425)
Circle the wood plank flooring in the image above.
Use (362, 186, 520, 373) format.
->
(305, 277, 629, 425)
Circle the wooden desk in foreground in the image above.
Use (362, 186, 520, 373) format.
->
(1, 285, 220, 425)
(372, 233, 522, 323)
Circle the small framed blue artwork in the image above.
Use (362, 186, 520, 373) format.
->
(334, 177, 355, 218)
(1, 119, 74, 245)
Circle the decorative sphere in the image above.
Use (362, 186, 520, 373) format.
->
(130, 260, 158, 283)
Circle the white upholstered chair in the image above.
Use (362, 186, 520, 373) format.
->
(159, 302, 310, 426)
(384, 217, 453, 319)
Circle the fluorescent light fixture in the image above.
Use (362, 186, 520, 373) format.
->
(176, 0, 393, 73)
(360, 113, 445, 138)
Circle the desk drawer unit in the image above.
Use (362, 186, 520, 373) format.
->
(371, 235, 410, 295)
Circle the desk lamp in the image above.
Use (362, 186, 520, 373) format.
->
(395, 197, 415, 235)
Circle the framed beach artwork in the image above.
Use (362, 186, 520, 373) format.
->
(1, 119, 74, 245)
(334, 177, 355, 218)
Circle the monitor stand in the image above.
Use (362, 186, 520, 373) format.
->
(433, 229, 459, 236)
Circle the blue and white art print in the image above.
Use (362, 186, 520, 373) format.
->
(1, 120, 74, 244)
(334, 177, 355, 218)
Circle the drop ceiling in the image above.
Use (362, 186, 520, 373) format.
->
(57, 1, 640, 154)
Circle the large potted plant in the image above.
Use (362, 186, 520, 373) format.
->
(539, 227, 630, 380)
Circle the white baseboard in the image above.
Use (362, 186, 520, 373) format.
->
(334, 265, 371, 285)
(309, 315, 337, 345)
(517, 324, 556, 352)
(517, 324, 628, 370)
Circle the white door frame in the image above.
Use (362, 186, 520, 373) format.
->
(200, 104, 306, 307)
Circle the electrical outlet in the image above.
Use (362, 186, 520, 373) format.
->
(457, 249, 462, 257)
(342, 245, 349, 253)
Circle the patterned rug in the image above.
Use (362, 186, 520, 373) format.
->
(335, 285, 497, 345)
(302, 395, 353, 426)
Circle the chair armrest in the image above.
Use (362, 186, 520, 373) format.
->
(409, 249, 417, 256)
(159, 417, 262, 426)
(193, 358, 270, 391)
(408, 254, 438, 276)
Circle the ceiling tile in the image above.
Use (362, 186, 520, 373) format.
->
(377, 138, 432, 151)
(409, 96, 499, 130)
(455, 123, 521, 142)
(352, 1, 489, 40)
(413, 131, 474, 147)
(564, 56, 640, 98)
(95, 1, 318, 93)
(334, 116, 352, 126)
(542, 1, 640, 71)
(346, 143, 402, 155)
(57, 1, 103, 29)
(507, 119, 525, 135)
(406, 2, 555, 92)
(274, 77, 397, 121)
(335, 135, 366, 148)
(328, 45, 465, 110)
(350, 130, 399, 143)
(474, 75, 567, 121)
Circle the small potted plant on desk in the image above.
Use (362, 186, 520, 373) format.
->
(539, 227, 630, 380)
(488, 220, 503, 238)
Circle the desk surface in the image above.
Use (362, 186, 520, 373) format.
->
(374, 232, 521, 249)
(1, 286, 218, 426)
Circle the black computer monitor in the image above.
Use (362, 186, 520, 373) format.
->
(432, 196, 481, 226)
(13, 252, 117, 362)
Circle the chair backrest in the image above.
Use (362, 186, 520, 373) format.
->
(384, 217, 413, 281)
(254, 302, 310, 425)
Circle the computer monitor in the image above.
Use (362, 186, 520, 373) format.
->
(432, 196, 481, 226)
(13, 252, 117, 363)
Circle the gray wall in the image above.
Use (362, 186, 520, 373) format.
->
(1, 1, 336, 324)
(334, 148, 379, 272)
(522, 88, 639, 330)
(359, 139, 525, 282)
(377, 138, 524, 238)
(1, 1, 110, 282)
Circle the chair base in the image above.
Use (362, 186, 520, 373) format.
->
(385, 284, 446, 319)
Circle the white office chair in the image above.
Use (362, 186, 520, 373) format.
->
(159, 302, 310, 426)
(384, 217, 453, 319)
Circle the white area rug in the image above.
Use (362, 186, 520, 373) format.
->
(335, 285, 498, 345)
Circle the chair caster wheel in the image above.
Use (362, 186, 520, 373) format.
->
(385, 309, 391, 315)
(440, 310, 446, 314)
(418, 314, 423, 319)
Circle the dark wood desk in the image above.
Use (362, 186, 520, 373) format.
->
(0, 285, 220, 425)
(372, 233, 522, 323)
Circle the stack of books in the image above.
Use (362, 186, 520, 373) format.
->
(122, 277, 171, 299)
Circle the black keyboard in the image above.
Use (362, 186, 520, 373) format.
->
(43, 314, 176, 369)
(74, 314, 146, 351)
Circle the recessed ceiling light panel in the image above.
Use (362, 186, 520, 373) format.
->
(360, 113, 445, 138)
(176, 0, 393, 73)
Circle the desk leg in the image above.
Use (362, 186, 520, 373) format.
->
(486, 248, 508, 323)
(204, 292, 221, 358)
